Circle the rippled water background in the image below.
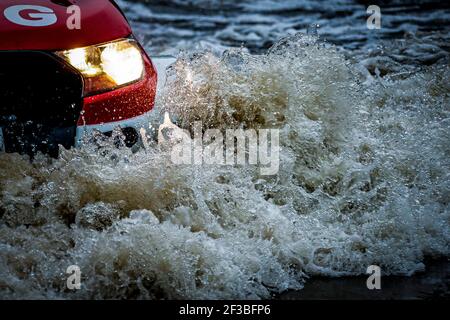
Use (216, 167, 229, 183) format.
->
(0, 0, 449, 299)
(121, 1, 450, 54)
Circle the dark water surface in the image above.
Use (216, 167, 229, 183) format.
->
(280, 258, 449, 299)
(121, 0, 450, 58)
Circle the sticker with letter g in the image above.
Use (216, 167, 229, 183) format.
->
(4, 5, 57, 27)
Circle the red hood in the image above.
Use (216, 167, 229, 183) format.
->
(0, 0, 131, 51)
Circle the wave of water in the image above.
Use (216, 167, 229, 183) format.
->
(0, 32, 448, 299)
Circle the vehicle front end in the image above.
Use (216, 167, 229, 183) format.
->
(0, 0, 157, 156)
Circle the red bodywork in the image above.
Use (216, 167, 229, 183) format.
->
(0, 0, 131, 51)
(0, 0, 157, 127)
(80, 52, 157, 126)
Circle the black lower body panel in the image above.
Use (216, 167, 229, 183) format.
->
(0, 51, 83, 157)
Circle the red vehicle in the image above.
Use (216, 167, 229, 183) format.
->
(0, 0, 159, 156)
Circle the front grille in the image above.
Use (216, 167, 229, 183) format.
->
(0, 51, 83, 157)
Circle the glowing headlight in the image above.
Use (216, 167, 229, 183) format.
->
(57, 39, 145, 96)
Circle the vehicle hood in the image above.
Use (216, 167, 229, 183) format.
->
(0, 0, 131, 51)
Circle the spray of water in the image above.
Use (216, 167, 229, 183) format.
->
(0, 35, 449, 299)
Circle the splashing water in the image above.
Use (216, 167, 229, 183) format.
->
(0, 35, 449, 299)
